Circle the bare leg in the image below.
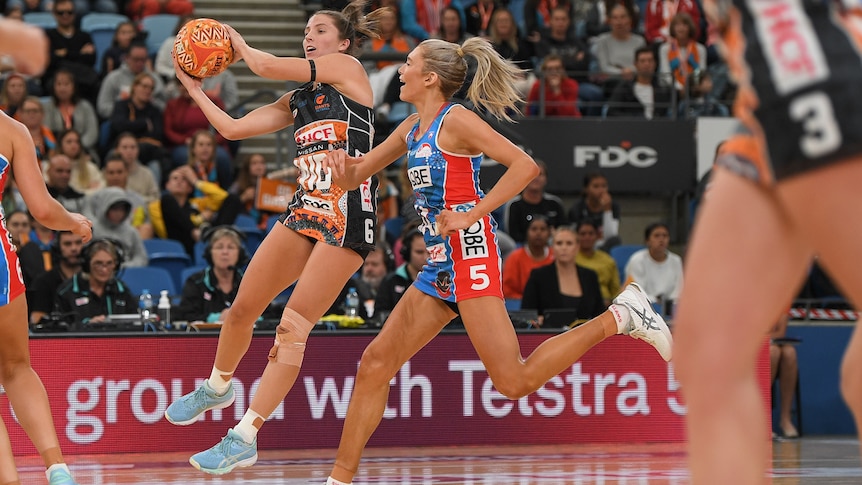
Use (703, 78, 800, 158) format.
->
(459, 296, 617, 398)
(0, 415, 18, 485)
(331, 286, 623, 482)
(777, 158, 862, 463)
(777, 345, 798, 436)
(331, 287, 454, 482)
(246, 243, 363, 423)
(0, 297, 70, 480)
(675, 168, 812, 484)
(212, 224, 313, 376)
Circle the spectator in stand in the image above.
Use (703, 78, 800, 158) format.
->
(97, 42, 168, 118)
(526, 54, 580, 117)
(44, 0, 99, 102)
(41, 69, 99, 153)
(17, 218, 56, 286)
(230, 152, 269, 227)
(5, 0, 44, 14)
(125, 0, 194, 22)
(606, 46, 672, 119)
(568, 171, 620, 250)
(147, 166, 240, 256)
(100, 21, 143, 78)
(362, 5, 416, 72)
(5, 210, 31, 249)
(399, 0, 465, 41)
(56, 238, 135, 327)
(643, 0, 701, 44)
(0, 72, 28, 119)
(464, 0, 503, 37)
(770, 313, 800, 439)
(677, 69, 728, 118)
(658, 12, 707, 97)
(353, 243, 393, 320)
(376, 168, 400, 224)
(113, 132, 161, 202)
(523, 0, 574, 41)
(584, 0, 640, 40)
(522, 225, 605, 327)
(88, 186, 148, 266)
(574, 219, 620, 305)
(18, 96, 55, 161)
(503, 158, 567, 242)
(592, 2, 645, 97)
(45, 153, 87, 213)
(27, 230, 83, 324)
(375, 227, 428, 317)
(1, 175, 27, 216)
(164, 83, 232, 168)
(502, 215, 553, 300)
(57, 128, 104, 194)
(434, 5, 473, 44)
(98, 154, 153, 239)
(175, 226, 247, 325)
(187, 129, 234, 191)
(624, 222, 683, 306)
(488, 8, 534, 97)
(107, 72, 167, 176)
(533, 6, 603, 115)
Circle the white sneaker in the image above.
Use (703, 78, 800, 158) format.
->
(613, 282, 673, 361)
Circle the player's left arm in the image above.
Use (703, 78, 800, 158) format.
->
(437, 108, 538, 234)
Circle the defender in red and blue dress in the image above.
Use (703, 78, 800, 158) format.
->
(0, 156, 25, 306)
(405, 102, 503, 302)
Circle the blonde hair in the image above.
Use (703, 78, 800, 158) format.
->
(419, 37, 523, 122)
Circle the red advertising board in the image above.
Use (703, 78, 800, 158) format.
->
(2, 334, 770, 455)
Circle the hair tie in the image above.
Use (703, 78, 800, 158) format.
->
(456, 46, 464, 58)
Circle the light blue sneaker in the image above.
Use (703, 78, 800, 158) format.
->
(164, 380, 235, 426)
(47, 467, 77, 485)
(189, 428, 258, 475)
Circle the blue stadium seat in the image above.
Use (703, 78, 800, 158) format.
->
(80, 12, 129, 32)
(89, 26, 116, 74)
(140, 13, 179, 56)
(193, 240, 206, 266)
(23, 12, 56, 29)
(148, 252, 191, 292)
(179, 265, 207, 290)
(121, 266, 176, 296)
(609, 244, 645, 283)
(265, 214, 281, 233)
(143, 238, 185, 256)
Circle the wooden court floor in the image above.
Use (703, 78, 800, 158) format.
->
(12, 437, 862, 484)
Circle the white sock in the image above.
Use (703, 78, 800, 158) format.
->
(208, 367, 232, 394)
(609, 304, 631, 334)
(46, 463, 70, 480)
(326, 477, 352, 485)
(234, 409, 266, 443)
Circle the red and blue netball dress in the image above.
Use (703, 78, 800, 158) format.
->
(405, 103, 504, 303)
(0, 153, 26, 305)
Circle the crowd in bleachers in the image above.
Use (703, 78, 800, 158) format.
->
(350, 0, 735, 125)
(1, 0, 841, 333)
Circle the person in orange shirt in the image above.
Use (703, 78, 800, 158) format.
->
(502, 215, 553, 299)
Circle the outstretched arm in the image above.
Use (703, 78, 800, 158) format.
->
(0, 19, 49, 75)
(8, 117, 92, 241)
(323, 115, 415, 190)
(226, 26, 370, 103)
(174, 56, 295, 140)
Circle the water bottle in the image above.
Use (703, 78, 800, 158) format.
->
(345, 287, 359, 318)
(138, 289, 153, 326)
(158, 290, 171, 329)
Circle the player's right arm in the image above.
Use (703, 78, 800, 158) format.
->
(174, 56, 295, 140)
(7, 116, 92, 241)
(323, 114, 415, 190)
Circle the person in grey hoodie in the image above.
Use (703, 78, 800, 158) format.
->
(88, 186, 148, 267)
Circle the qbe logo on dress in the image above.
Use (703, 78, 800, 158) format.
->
(459, 219, 488, 260)
(407, 165, 432, 190)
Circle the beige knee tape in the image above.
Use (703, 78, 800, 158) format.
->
(267, 308, 314, 367)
